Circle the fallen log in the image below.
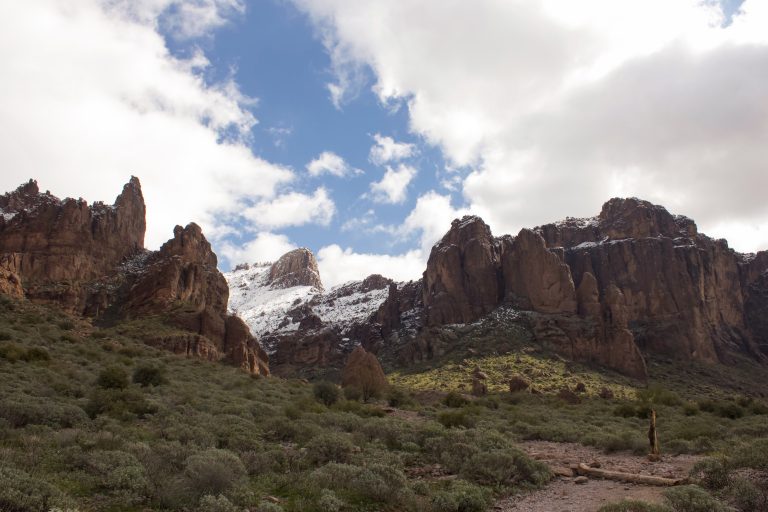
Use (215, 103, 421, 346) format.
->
(576, 463, 685, 486)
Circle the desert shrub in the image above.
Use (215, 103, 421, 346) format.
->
(0, 342, 25, 362)
(0, 398, 88, 428)
(343, 385, 362, 401)
(430, 480, 491, 512)
(305, 432, 355, 465)
(614, 403, 638, 418)
(461, 449, 550, 487)
(197, 494, 240, 512)
(682, 402, 699, 416)
(726, 477, 766, 512)
(715, 402, 744, 419)
(27, 347, 51, 361)
(311, 462, 410, 504)
(387, 387, 414, 408)
(313, 381, 341, 406)
(84, 388, 157, 419)
(750, 401, 768, 415)
(57, 319, 75, 330)
(316, 489, 345, 512)
(732, 438, 768, 470)
(438, 409, 475, 429)
(183, 448, 246, 498)
(662, 485, 731, 512)
(697, 399, 717, 413)
(598, 501, 671, 512)
(85, 449, 149, 504)
(637, 385, 682, 406)
(690, 458, 730, 490)
(255, 503, 284, 512)
(132, 364, 167, 387)
(0, 467, 64, 512)
(444, 391, 469, 408)
(96, 365, 129, 389)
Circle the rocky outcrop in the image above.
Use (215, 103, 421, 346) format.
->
(0, 179, 269, 375)
(118, 223, 268, 375)
(411, 197, 768, 378)
(341, 346, 388, 398)
(268, 248, 323, 290)
(0, 178, 145, 312)
(423, 216, 501, 326)
(0, 257, 23, 300)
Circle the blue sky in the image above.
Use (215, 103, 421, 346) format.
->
(2, 0, 766, 286)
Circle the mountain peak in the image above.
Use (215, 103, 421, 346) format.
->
(267, 248, 323, 291)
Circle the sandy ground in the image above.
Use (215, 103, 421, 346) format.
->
(495, 441, 702, 512)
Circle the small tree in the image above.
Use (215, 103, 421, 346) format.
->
(313, 381, 340, 406)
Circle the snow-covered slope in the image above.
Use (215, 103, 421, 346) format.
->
(224, 263, 391, 354)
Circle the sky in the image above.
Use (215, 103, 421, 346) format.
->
(1, 0, 766, 287)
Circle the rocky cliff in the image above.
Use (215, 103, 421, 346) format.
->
(0, 178, 145, 312)
(0, 179, 268, 375)
(414, 198, 768, 378)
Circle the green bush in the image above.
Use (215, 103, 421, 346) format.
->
(305, 432, 355, 465)
(387, 387, 414, 408)
(198, 494, 240, 512)
(438, 409, 475, 429)
(444, 391, 469, 408)
(85, 449, 149, 504)
(343, 385, 362, 401)
(183, 449, 246, 498)
(84, 388, 157, 419)
(316, 489, 345, 512)
(726, 477, 765, 512)
(682, 402, 699, 416)
(636, 385, 682, 406)
(0, 467, 65, 512)
(0, 342, 26, 362)
(132, 364, 167, 387)
(690, 458, 730, 490)
(460, 449, 550, 487)
(715, 402, 744, 419)
(662, 485, 730, 512)
(614, 403, 638, 418)
(0, 398, 88, 428)
(310, 462, 410, 505)
(96, 365, 129, 389)
(313, 381, 341, 406)
(430, 480, 491, 512)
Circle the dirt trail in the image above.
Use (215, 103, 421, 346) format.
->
(496, 441, 702, 512)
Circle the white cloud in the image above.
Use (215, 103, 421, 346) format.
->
(0, 0, 293, 249)
(219, 232, 297, 266)
(369, 164, 417, 204)
(243, 188, 335, 229)
(293, 0, 768, 253)
(403, 191, 472, 252)
(369, 133, 416, 165)
(317, 244, 425, 286)
(306, 151, 360, 177)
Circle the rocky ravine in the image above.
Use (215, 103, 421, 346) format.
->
(0, 179, 268, 375)
(230, 198, 768, 380)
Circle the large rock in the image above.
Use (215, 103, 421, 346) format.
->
(268, 248, 323, 290)
(0, 177, 145, 312)
(423, 216, 502, 325)
(0, 178, 269, 375)
(120, 223, 269, 375)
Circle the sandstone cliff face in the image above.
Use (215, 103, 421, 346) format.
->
(414, 197, 768, 378)
(119, 223, 268, 375)
(423, 216, 501, 326)
(0, 178, 145, 312)
(0, 179, 268, 375)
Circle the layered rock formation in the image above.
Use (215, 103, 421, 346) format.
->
(0, 179, 268, 375)
(412, 198, 768, 378)
(0, 178, 145, 312)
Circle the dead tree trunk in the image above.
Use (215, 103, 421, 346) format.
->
(648, 408, 660, 461)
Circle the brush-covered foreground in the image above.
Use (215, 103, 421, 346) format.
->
(1, 296, 768, 511)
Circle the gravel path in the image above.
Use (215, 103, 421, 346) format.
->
(495, 441, 703, 512)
